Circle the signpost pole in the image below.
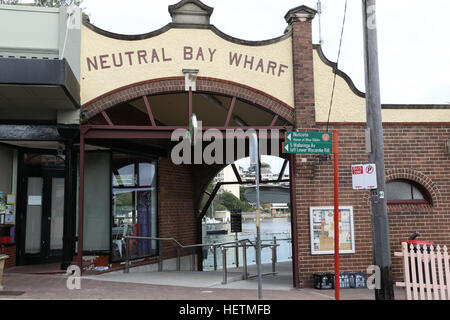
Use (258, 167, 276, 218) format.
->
(333, 130, 340, 300)
(250, 133, 263, 300)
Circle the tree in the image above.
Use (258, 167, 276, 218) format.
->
(218, 191, 253, 213)
(0, 0, 19, 4)
(219, 192, 242, 213)
(261, 162, 271, 169)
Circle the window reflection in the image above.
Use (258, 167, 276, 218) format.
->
(112, 154, 157, 262)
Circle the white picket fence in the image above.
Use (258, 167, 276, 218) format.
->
(395, 242, 450, 300)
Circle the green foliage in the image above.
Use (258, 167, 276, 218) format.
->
(218, 191, 253, 213)
(261, 162, 271, 169)
(0, 0, 20, 4)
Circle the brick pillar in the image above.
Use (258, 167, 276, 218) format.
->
(285, 5, 317, 288)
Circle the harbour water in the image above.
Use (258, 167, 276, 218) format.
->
(202, 217, 292, 270)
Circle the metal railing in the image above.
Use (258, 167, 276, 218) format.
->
(122, 235, 289, 285)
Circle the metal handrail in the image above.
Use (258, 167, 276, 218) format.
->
(122, 235, 256, 273)
(122, 235, 288, 284)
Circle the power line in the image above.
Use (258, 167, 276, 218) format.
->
(326, 0, 348, 132)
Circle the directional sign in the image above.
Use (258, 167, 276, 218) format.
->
(282, 132, 332, 154)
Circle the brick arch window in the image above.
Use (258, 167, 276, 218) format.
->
(386, 179, 431, 205)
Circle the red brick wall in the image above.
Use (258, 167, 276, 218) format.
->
(158, 158, 197, 260)
(289, 11, 320, 288)
(294, 124, 450, 287)
(0, 245, 16, 269)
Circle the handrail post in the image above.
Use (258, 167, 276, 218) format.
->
(272, 236, 277, 274)
(242, 240, 248, 280)
(158, 239, 163, 272)
(222, 247, 227, 284)
(213, 245, 217, 271)
(124, 237, 130, 274)
(177, 247, 181, 271)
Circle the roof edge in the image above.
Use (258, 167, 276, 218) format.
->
(82, 14, 292, 46)
(313, 44, 366, 98)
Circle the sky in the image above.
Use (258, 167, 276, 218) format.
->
(78, 0, 450, 105)
(72, 0, 450, 173)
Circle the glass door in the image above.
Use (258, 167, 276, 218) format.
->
(24, 173, 64, 264)
(49, 177, 64, 257)
(24, 177, 44, 257)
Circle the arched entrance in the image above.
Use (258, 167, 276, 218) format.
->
(78, 80, 299, 286)
(200, 155, 293, 285)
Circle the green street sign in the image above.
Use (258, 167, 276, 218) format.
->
(283, 132, 332, 154)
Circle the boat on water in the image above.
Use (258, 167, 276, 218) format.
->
(204, 217, 229, 235)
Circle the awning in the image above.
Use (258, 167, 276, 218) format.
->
(0, 57, 80, 111)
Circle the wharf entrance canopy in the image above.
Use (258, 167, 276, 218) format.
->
(80, 3, 295, 110)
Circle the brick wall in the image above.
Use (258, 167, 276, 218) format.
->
(294, 124, 450, 287)
(158, 157, 198, 261)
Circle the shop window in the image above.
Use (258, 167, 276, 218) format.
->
(111, 154, 157, 262)
(386, 180, 430, 205)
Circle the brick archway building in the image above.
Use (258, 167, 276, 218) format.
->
(2, 1, 449, 292)
(76, 1, 450, 288)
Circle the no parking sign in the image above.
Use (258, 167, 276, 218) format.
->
(352, 164, 377, 190)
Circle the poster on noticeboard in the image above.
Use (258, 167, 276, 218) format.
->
(310, 206, 355, 255)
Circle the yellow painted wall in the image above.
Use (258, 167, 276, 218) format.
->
(81, 25, 294, 107)
(313, 48, 450, 123)
(81, 24, 449, 123)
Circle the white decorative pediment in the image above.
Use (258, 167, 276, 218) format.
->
(168, 0, 214, 25)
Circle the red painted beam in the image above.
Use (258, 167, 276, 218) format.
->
(289, 154, 300, 288)
(188, 87, 193, 121)
(333, 129, 340, 300)
(82, 125, 292, 131)
(101, 111, 114, 126)
(77, 132, 85, 273)
(84, 130, 173, 140)
(224, 97, 237, 127)
(270, 115, 279, 127)
(143, 95, 156, 127)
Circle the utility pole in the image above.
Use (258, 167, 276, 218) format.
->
(362, 0, 395, 300)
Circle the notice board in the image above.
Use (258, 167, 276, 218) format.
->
(310, 206, 355, 255)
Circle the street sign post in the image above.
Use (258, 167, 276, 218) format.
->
(283, 132, 332, 154)
(283, 130, 340, 300)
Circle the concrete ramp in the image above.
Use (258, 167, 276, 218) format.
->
(83, 261, 294, 291)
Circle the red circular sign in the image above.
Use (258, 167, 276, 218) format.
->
(366, 165, 374, 174)
(322, 133, 330, 142)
